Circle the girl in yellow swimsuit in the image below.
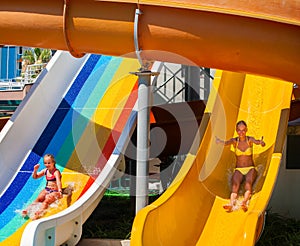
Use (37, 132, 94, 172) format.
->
(216, 120, 265, 212)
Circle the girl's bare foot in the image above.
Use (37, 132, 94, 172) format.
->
(21, 210, 28, 218)
(241, 202, 248, 212)
(223, 204, 233, 212)
(32, 211, 42, 220)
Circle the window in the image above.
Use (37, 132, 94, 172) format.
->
(286, 126, 300, 169)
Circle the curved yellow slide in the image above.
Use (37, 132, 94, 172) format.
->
(131, 70, 293, 245)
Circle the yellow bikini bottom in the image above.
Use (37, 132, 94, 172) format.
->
(235, 166, 256, 175)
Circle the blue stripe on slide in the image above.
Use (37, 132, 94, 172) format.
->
(0, 55, 100, 220)
(34, 54, 101, 156)
(0, 55, 122, 236)
(0, 152, 41, 224)
(56, 57, 123, 167)
(0, 55, 127, 238)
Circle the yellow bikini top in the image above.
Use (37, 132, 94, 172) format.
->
(235, 137, 253, 156)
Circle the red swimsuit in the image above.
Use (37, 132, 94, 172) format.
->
(45, 168, 61, 193)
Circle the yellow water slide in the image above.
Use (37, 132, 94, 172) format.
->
(131, 70, 293, 245)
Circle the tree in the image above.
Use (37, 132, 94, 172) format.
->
(21, 48, 53, 81)
(22, 48, 52, 65)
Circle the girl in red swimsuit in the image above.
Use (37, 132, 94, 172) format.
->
(216, 120, 265, 212)
(22, 154, 62, 220)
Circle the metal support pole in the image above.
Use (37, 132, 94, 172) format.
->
(131, 70, 158, 214)
(184, 65, 200, 101)
(204, 68, 211, 100)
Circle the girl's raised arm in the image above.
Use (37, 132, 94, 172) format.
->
(249, 136, 265, 147)
(32, 164, 45, 179)
(215, 136, 236, 146)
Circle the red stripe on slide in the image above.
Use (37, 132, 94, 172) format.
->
(78, 81, 138, 198)
(78, 177, 94, 199)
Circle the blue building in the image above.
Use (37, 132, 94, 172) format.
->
(0, 46, 22, 81)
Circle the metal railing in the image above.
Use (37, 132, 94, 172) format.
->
(108, 62, 215, 195)
(152, 62, 214, 104)
(0, 63, 46, 91)
(0, 80, 24, 90)
(21, 63, 46, 84)
(152, 63, 186, 103)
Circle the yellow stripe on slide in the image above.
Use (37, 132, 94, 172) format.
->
(94, 74, 138, 128)
(1, 224, 28, 246)
(64, 68, 138, 175)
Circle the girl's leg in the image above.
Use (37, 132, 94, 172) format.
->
(224, 170, 243, 211)
(241, 168, 257, 211)
(22, 190, 47, 217)
(33, 192, 60, 220)
(230, 170, 243, 204)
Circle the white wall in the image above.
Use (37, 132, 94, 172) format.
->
(269, 135, 300, 219)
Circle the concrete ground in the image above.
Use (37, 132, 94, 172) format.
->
(77, 239, 130, 246)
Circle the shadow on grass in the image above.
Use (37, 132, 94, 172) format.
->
(82, 195, 300, 245)
(257, 210, 300, 246)
(82, 194, 159, 240)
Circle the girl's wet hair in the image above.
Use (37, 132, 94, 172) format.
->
(44, 154, 56, 164)
(236, 120, 247, 128)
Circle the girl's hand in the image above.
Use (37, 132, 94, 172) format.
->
(32, 164, 40, 179)
(215, 136, 221, 144)
(260, 136, 266, 147)
(33, 164, 40, 171)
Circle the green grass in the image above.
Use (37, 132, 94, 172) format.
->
(82, 195, 134, 239)
(82, 195, 300, 245)
(257, 211, 300, 246)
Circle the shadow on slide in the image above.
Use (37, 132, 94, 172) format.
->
(131, 70, 293, 245)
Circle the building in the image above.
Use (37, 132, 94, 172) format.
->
(0, 46, 23, 81)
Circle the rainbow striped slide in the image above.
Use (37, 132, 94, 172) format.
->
(0, 51, 140, 245)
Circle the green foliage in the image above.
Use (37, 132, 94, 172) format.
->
(40, 49, 52, 63)
(22, 49, 35, 65)
(33, 48, 41, 61)
(22, 48, 52, 65)
(82, 196, 134, 239)
(257, 211, 300, 246)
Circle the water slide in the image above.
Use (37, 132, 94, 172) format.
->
(0, 50, 140, 245)
(0, 1, 299, 245)
(131, 70, 293, 245)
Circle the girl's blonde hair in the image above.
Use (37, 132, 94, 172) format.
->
(44, 154, 56, 164)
